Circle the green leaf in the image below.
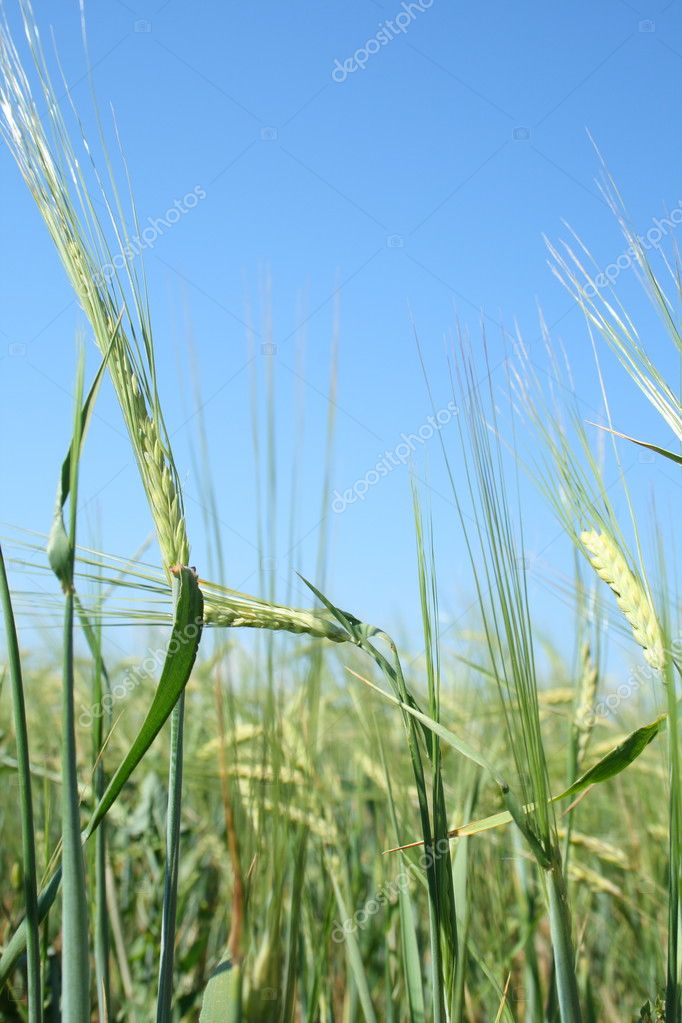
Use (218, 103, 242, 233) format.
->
(327, 867, 378, 1023)
(86, 566, 203, 836)
(386, 712, 667, 846)
(380, 737, 425, 1023)
(59, 349, 90, 1023)
(0, 546, 41, 1021)
(349, 669, 509, 791)
(47, 326, 119, 589)
(459, 714, 667, 840)
(199, 959, 242, 1023)
(556, 713, 666, 802)
(297, 573, 367, 639)
(587, 422, 682, 466)
(0, 566, 204, 988)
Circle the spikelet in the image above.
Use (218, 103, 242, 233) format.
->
(573, 641, 598, 767)
(0, 24, 190, 575)
(203, 594, 347, 643)
(0, 14, 362, 644)
(568, 863, 623, 900)
(580, 530, 664, 670)
(137, 415, 189, 569)
(559, 829, 629, 869)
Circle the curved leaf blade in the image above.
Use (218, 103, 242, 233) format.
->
(86, 566, 203, 836)
(199, 959, 242, 1023)
(386, 713, 666, 849)
(588, 422, 682, 466)
(0, 566, 204, 988)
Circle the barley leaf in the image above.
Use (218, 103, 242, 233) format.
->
(327, 867, 378, 1023)
(587, 422, 682, 466)
(348, 668, 508, 790)
(389, 713, 667, 846)
(59, 350, 90, 1023)
(466, 713, 666, 834)
(199, 959, 242, 1023)
(47, 328, 118, 588)
(0, 546, 41, 1021)
(0, 566, 204, 986)
(380, 735, 425, 1023)
(556, 713, 666, 801)
(86, 566, 203, 835)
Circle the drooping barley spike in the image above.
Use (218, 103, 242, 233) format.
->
(137, 413, 189, 569)
(0, 16, 190, 577)
(0, 7, 358, 644)
(580, 530, 664, 670)
(202, 592, 347, 643)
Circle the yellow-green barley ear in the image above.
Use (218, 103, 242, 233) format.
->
(574, 641, 599, 768)
(580, 530, 664, 670)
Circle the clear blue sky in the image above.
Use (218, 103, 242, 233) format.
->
(0, 0, 680, 668)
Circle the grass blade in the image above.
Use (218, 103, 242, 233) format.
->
(327, 865, 378, 1023)
(386, 711, 668, 846)
(0, 566, 204, 985)
(54, 350, 90, 1022)
(557, 713, 666, 801)
(156, 692, 185, 1023)
(199, 959, 243, 1023)
(380, 733, 425, 1023)
(0, 545, 41, 1022)
(86, 565, 203, 836)
(587, 422, 682, 466)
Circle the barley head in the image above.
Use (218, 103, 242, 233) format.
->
(0, 18, 189, 575)
(203, 591, 347, 643)
(574, 641, 598, 767)
(580, 529, 664, 670)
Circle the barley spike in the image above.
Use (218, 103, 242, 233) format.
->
(580, 530, 664, 670)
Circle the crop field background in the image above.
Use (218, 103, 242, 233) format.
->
(0, 2, 680, 1021)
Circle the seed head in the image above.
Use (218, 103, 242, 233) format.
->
(580, 530, 664, 670)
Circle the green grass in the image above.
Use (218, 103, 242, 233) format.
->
(0, 2, 680, 1021)
(0, 621, 674, 1021)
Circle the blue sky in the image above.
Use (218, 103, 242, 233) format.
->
(0, 0, 680, 670)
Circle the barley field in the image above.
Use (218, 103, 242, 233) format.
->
(0, 3, 680, 1022)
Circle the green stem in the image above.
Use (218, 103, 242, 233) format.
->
(61, 588, 91, 1021)
(666, 671, 681, 1022)
(156, 692, 185, 1022)
(77, 594, 112, 1021)
(0, 547, 41, 1023)
(545, 857, 582, 1023)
